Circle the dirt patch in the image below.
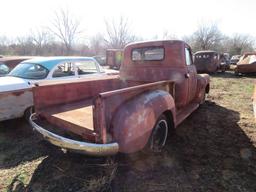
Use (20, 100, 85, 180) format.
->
(0, 72, 255, 192)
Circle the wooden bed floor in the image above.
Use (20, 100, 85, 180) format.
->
(42, 100, 94, 131)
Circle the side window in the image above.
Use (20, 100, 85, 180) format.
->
(185, 48, 192, 65)
(52, 62, 75, 78)
(76, 60, 98, 75)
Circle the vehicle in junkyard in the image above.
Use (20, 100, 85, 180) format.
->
(106, 49, 123, 69)
(234, 52, 256, 75)
(0, 57, 118, 122)
(223, 53, 230, 65)
(194, 50, 228, 73)
(0, 56, 31, 76)
(29, 40, 210, 156)
(230, 55, 241, 65)
(220, 53, 230, 70)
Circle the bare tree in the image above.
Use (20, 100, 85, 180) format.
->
(104, 16, 137, 49)
(0, 36, 11, 55)
(90, 33, 106, 55)
(0, 36, 10, 46)
(224, 34, 255, 55)
(49, 8, 81, 55)
(162, 30, 178, 40)
(190, 22, 223, 52)
(151, 31, 177, 40)
(15, 35, 35, 55)
(30, 28, 53, 55)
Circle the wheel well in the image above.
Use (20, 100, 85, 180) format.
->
(205, 84, 210, 93)
(24, 106, 34, 120)
(163, 110, 175, 135)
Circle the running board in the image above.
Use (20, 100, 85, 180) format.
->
(176, 103, 199, 126)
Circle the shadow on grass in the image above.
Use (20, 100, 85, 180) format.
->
(26, 153, 117, 192)
(110, 101, 256, 191)
(0, 118, 50, 169)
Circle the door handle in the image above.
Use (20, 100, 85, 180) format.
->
(185, 73, 190, 78)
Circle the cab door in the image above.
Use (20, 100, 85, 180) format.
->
(185, 47, 197, 104)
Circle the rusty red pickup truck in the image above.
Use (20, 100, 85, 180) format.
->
(30, 40, 210, 156)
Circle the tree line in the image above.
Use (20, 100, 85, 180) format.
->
(0, 9, 254, 57)
(183, 22, 255, 56)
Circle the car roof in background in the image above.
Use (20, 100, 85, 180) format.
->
(21, 56, 96, 70)
(0, 56, 32, 64)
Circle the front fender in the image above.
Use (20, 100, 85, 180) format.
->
(112, 90, 175, 153)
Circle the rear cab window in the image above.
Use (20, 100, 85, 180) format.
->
(132, 47, 164, 61)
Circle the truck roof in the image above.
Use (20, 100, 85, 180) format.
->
(125, 40, 188, 48)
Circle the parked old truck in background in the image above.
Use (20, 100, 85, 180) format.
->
(30, 40, 210, 156)
(194, 50, 229, 73)
(106, 49, 123, 69)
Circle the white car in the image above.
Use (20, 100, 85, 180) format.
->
(0, 56, 119, 121)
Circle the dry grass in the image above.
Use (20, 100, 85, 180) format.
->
(0, 71, 255, 192)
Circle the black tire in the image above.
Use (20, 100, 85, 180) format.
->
(24, 106, 34, 121)
(146, 115, 169, 153)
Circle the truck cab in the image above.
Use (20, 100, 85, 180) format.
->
(30, 40, 210, 156)
(121, 41, 201, 109)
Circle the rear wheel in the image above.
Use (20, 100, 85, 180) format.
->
(146, 115, 169, 153)
(24, 106, 34, 122)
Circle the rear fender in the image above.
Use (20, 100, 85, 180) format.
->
(112, 90, 175, 153)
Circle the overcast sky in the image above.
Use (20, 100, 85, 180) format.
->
(0, 0, 255, 40)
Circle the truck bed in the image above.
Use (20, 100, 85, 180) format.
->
(33, 77, 175, 142)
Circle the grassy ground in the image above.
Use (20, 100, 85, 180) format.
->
(0, 71, 255, 192)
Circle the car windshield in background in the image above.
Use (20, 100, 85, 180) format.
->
(0, 64, 9, 75)
(132, 47, 164, 61)
(9, 63, 49, 79)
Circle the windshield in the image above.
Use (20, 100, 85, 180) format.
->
(9, 63, 49, 79)
(0, 64, 9, 75)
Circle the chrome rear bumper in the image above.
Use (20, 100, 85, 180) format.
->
(29, 113, 119, 156)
